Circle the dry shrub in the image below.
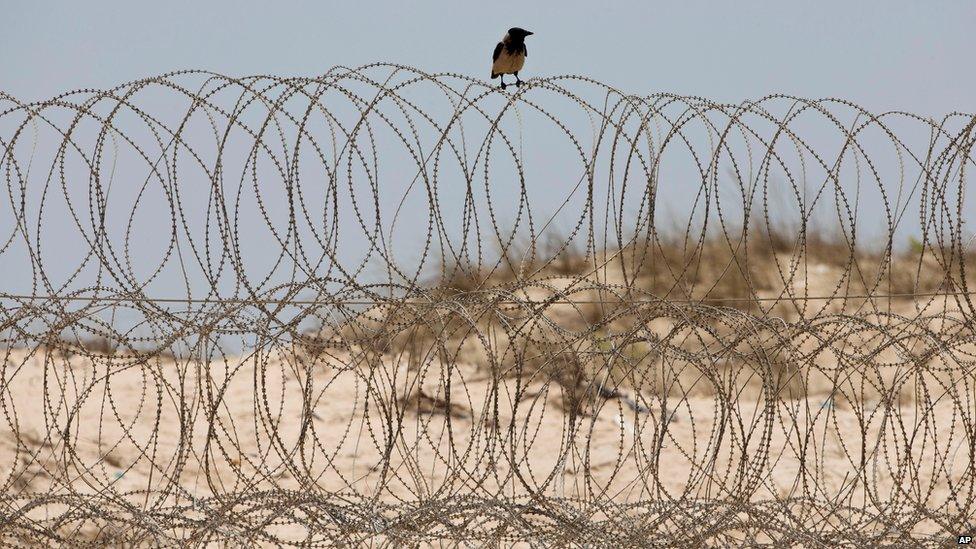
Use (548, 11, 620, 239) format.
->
(398, 386, 469, 419)
(724, 335, 808, 401)
(849, 247, 957, 298)
(437, 261, 493, 295)
(313, 228, 963, 398)
(48, 335, 117, 357)
(309, 304, 410, 354)
(621, 231, 772, 311)
(540, 234, 590, 276)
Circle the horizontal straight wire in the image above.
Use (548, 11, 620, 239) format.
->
(0, 290, 972, 306)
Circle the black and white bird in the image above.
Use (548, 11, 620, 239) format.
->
(491, 28, 534, 89)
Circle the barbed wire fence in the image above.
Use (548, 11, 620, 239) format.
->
(1, 64, 975, 546)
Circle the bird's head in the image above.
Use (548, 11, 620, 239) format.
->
(507, 28, 534, 40)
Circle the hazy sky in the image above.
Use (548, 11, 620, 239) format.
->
(0, 0, 976, 340)
(2, 1, 973, 114)
(2, 1, 974, 307)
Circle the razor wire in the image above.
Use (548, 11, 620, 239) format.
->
(1, 64, 975, 546)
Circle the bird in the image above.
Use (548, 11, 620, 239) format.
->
(491, 27, 534, 89)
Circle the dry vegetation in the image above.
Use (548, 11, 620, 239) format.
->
(4, 230, 973, 545)
(302, 227, 973, 421)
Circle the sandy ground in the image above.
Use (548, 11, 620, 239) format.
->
(2, 291, 973, 546)
(2, 251, 974, 544)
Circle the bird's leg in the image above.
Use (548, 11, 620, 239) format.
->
(499, 75, 507, 89)
(514, 72, 522, 87)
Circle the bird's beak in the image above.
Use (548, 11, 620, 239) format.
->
(525, 31, 534, 36)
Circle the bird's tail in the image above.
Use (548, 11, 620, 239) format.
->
(490, 72, 498, 79)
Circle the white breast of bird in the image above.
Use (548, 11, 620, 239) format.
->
(493, 48, 525, 75)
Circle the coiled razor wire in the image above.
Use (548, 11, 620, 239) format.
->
(0, 64, 975, 546)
